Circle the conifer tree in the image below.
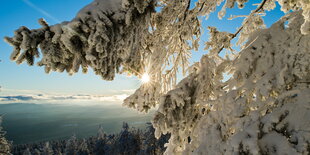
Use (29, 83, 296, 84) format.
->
(4, 0, 310, 154)
(116, 122, 142, 155)
(94, 126, 108, 155)
(42, 142, 54, 155)
(22, 148, 32, 155)
(0, 116, 11, 155)
(65, 135, 78, 155)
(77, 139, 90, 155)
(33, 148, 41, 155)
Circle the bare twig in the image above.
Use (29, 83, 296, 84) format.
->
(183, 0, 191, 21)
(232, 0, 267, 38)
(217, 0, 268, 54)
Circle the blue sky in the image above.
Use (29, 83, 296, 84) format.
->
(0, 0, 141, 96)
(0, 0, 285, 99)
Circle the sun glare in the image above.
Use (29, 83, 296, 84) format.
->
(141, 73, 150, 83)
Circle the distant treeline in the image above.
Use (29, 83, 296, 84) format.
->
(11, 122, 170, 155)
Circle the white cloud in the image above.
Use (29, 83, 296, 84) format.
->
(0, 93, 129, 105)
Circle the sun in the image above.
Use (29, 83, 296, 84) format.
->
(141, 73, 150, 83)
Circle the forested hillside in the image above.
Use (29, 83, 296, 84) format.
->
(11, 122, 169, 155)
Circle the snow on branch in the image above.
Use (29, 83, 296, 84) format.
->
(4, 1, 310, 154)
(277, 0, 310, 34)
(153, 11, 310, 154)
(123, 0, 202, 112)
(124, 0, 310, 114)
(4, 0, 155, 80)
(152, 55, 229, 154)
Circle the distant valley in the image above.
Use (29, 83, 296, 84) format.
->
(0, 103, 153, 144)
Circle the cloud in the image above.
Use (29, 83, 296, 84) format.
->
(0, 95, 35, 101)
(0, 93, 129, 105)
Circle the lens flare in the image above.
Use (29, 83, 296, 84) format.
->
(141, 73, 150, 83)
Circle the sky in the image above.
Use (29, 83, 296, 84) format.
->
(0, 0, 285, 103)
(0, 0, 140, 97)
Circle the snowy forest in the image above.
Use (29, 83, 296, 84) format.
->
(2, 0, 310, 154)
(7, 122, 169, 155)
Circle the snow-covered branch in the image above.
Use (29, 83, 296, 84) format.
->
(4, 1, 310, 154)
(5, 0, 155, 80)
(153, 11, 310, 154)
